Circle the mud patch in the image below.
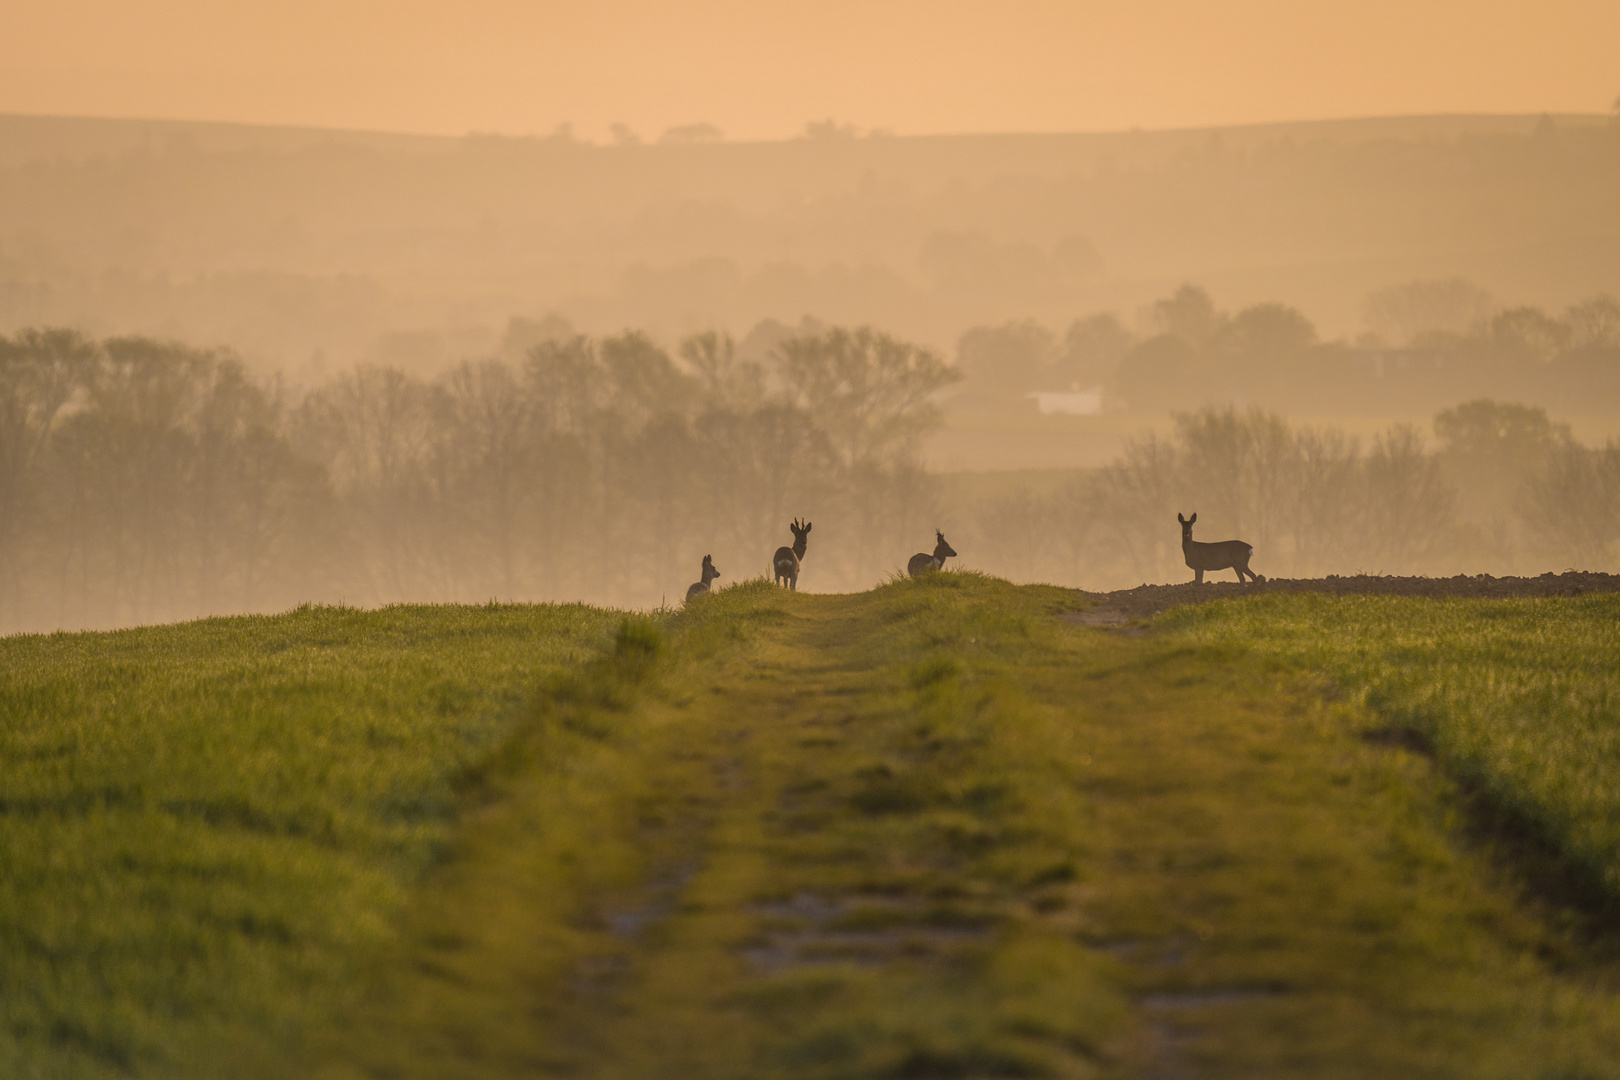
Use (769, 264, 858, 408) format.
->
(741, 892, 992, 973)
(1067, 570, 1620, 624)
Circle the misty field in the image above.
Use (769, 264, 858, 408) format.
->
(7, 581, 1620, 1078)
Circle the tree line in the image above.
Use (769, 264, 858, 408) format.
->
(952, 282, 1620, 418)
(2, 326, 1616, 633)
(958, 400, 1620, 589)
(0, 326, 956, 633)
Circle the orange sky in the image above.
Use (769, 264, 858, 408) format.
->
(3, 0, 1617, 139)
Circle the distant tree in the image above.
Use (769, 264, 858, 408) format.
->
(1434, 399, 1571, 527)
(1111, 334, 1198, 412)
(1173, 406, 1296, 553)
(609, 123, 641, 146)
(1058, 313, 1134, 388)
(1434, 399, 1570, 467)
(435, 360, 538, 598)
(1488, 306, 1568, 362)
(776, 326, 961, 468)
(0, 329, 96, 620)
(1084, 433, 1182, 584)
(1217, 303, 1317, 358)
(659, 123, 724, 144)
(1360, 425, 1456, 570)
(1564, 295, 1620, 350)
(524, 336, 600, 434)
(1523, 440, 1620, 568)
(680, 330, 765, 409)
(804, 119, 859, 140)
(1150, 284, 1222, 345)
(954, 320, 1056, 402)
(1363, 278, 1496, 344)
(1291, 425, 1363, 573)
(599, 332, 700, 425)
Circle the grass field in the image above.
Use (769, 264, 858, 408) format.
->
(5, 580, 1620, 1077)
(1164, 594, 1620, 905)
(0, 602, 619, 1078)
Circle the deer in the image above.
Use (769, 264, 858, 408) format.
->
(907, 530, 957, 577)
(1178, 512, 1264, 584)
(773, 518, 811, 590)
(685, 554, 720, 603)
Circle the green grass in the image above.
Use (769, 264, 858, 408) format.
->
(0, 602, 619, 1078)
(10, 581, 1620, 1077)
(317, 576, 1620, 1078)
(1162, 594, 1620, 902)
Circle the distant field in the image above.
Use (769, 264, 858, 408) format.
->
(7, 581, 1620, 1077)
(0, 603, 617, 1078)
(1163, 593, 1620, 903)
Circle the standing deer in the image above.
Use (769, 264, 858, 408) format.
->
(907, 530, 957, 577)
(773, 518, 812, 590)
(685, 554, 720, 603)
(1178, 512, 1263, 584)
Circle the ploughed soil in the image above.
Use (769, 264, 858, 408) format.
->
(1069, 570, 1620, 625)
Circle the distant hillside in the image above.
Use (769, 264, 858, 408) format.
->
(1, 111, 1616, 372)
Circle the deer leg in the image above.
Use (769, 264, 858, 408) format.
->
(1194, 567, 1204, 585)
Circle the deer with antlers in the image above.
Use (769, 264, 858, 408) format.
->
(1178, 512, 1263, 584)
(907, 530, 957, 577)
(685, 554, 720, 603)
(773, 518, 812, 590)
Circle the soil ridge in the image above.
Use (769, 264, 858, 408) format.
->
(1080, 570, 1620, 620)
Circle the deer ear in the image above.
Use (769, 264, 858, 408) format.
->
(1189, 512, 1197, 524)
(1177, 513, 1186, 524)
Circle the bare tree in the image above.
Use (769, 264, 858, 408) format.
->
(1522, 441, 1620, 569)
(0, 329, 93, 623)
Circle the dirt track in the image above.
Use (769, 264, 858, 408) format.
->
(1070, 571, 1620, 624)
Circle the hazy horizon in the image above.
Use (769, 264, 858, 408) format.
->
(3, 3, 1619, 628)
(2, 106, 1613, 145)
(5, 1, 1618, 140)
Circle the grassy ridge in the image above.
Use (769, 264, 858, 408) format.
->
(1161, 594, 1620, 901)
(0, 602, 618, 1078)
(10, 582, 1620, 1077)
(319, 577, 1127, 1079)
(319, 576, 1620, 1078)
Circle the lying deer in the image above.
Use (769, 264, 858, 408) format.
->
(773, 518, 811, 590)
(907, 530, 957, 577)
(1179, 512, 1263, 584)
(685, 554, 720, 602)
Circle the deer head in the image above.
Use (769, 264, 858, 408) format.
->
(701, 554, 720, 583)
(934, 530, 956, 559)
(790, 518, 812, 556)
(1178, 512, 1197, 540)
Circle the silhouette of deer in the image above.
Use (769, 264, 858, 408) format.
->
(1178, 512, 1263, 584)
(685, 554, 720, 603)
(907, 530, 957, 577)
(773, 518, 811, 590)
